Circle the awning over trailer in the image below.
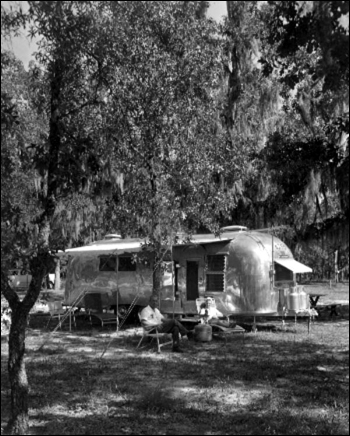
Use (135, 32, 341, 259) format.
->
(274, 258, 312, 273)
(62, 241, 143, 256)
(61, 236, 234, 255)
(174, 236, 232, 245)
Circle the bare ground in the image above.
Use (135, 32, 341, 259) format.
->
(1, 283, 349, 435)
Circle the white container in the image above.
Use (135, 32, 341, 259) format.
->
(298, 286, 309, 310)
(287, 287, 299, 311)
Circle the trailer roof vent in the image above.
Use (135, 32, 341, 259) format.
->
(104, 234, 122, 240)
(221, 225, 247, 233)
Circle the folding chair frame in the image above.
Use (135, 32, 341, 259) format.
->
(82, 293, 119, 328)
(86, 311, 119, 328)
(46, 301, 76, 330)
(137, 322, 173, 353)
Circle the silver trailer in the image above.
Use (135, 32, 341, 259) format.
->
(63, 227, 312, 316)
(171, 226, 312, 316)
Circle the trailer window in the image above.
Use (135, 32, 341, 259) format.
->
(118, 256, 136, 272)
(206, 255, 225, 292)
(99, 256, 117, 272)
(274, 262, 293, 283)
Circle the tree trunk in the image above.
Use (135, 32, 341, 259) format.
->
(334, 249, 338, 284)
(152, 254, 163, 307)
(54, 257, 61, 291)
(6, 306, 29, 435)
(3, 16, 65, 435)
(3, 53, 62, 435)
(2, 259, 47, 435)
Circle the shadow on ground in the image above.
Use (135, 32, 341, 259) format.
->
(2, 316, 349, 435)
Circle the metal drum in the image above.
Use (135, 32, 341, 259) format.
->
(195, 324, 212, 342)
(287, 286, 300, 311)
(298, 286, 309, 310)
(277, 288, 287, 313)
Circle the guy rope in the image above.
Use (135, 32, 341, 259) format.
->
(36, 288, 88, 351)
(99, 288, 142, 359)
(100, 246, 172, 359)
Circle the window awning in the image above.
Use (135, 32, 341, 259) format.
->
(274, 258, 312, 273)
(174, 236, 232, 245)
(58, 241, 143, 256)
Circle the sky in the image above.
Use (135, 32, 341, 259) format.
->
(208, 1, 227, 22)
(2, 1, 228, 69)
(5, 1, 348, 70)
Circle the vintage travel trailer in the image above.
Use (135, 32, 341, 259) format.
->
(63, 227, 313, 317)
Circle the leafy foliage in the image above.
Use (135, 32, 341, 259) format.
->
(90, 1, 242, 243)
(264, 1, 349, 93)
(1, 2, 349, 433)
(1, 51, 43, 272)
(218, 1, 349, 276)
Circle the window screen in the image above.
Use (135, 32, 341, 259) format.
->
(99, 256, 117, 272)
(207, 255, 225, 271)
(206, 255, 225, 292)
(118, 256, 136, 272)
(206, 274, 225, 292)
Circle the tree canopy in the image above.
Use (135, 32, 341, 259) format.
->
(1, 1, 349, 433)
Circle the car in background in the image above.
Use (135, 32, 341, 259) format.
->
(8, 269, 56, 291)
(8, 269, 32, 291)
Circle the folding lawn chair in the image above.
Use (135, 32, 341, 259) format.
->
(83, 292, 119, 328)
(136, 313, 173, 353)
(46, 301, 76, 330)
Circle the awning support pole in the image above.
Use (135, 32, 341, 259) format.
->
(116, 286, 119, 333)
(272, 231, 274, 289)
(171, 238, 175, 320)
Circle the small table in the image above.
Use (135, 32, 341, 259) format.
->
(308, 293, 327, 310)
(325, 304, 341, 318)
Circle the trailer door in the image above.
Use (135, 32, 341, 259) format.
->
(186, 261, 199, 300)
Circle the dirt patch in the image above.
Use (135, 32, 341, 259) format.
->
(1, 284, 349, 435)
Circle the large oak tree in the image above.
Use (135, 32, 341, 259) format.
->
(1, 1, 243, 433)
(87, 1, 242, 296)
(1, 2, 111, 433)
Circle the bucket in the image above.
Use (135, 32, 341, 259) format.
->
(194, 324, 212, 342)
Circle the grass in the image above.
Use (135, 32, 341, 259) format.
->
(303, 282, 349, 303)
(1, 283, 349, 435)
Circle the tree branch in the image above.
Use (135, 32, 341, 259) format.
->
(61, 98, 100, 119)
(1, 270, 20, 310)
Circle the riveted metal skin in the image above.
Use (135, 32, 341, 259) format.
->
(213, 232, 293, 315)
(64, 230, 304, 316)
(172, 231, 294, 315)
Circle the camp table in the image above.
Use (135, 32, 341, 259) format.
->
(308, 293, 327, 310)
(323, 303, 342, 318)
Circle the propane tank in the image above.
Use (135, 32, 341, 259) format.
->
(287, 286, 300, 311)
(195, 323, 212, 342)
(298, 286, 309, 310)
